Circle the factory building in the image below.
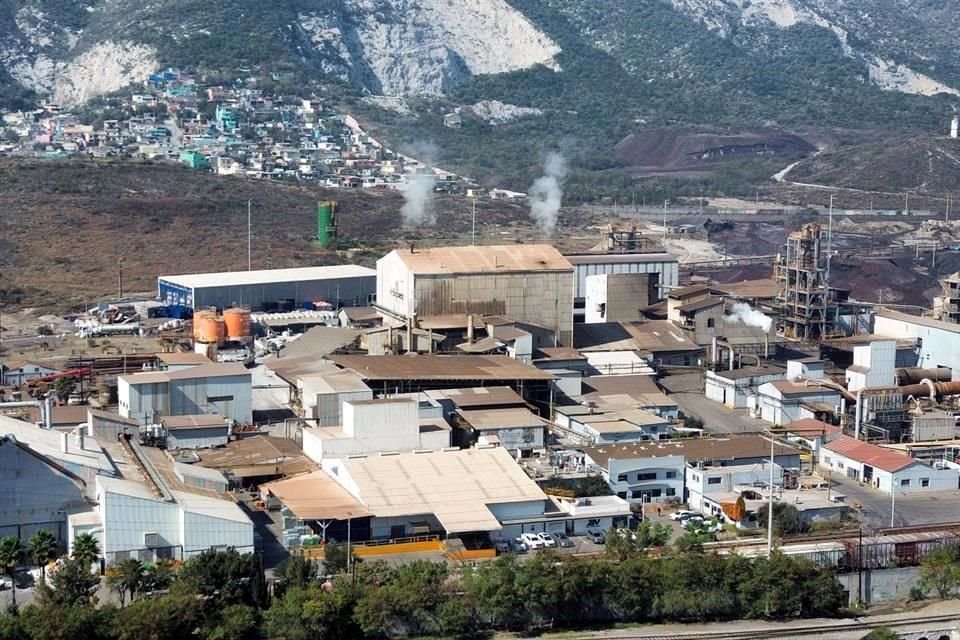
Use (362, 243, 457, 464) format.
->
(819, 436, 960, 494)
(565, 253, 679, 322)
(875, 310, 960, 375)
(118, 363, 252, 424)
(158, 265, 376, 311)
(375, 244, 575, 345)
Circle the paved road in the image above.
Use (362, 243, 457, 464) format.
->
(659, 373, 764, 434)
(829, 473, 960, 529)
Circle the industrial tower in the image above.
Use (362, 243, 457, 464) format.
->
(775, 223, 834, 340)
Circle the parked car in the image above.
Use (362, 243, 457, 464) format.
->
(614, 527, 638, 542)
(670, 510, 698, 521)
(536, 532, 557, 548)
(681, 516, 705, 530)
(510, 538, 529, 553)
(520, 532, 545, 550)
(493, 538, 511, 553)
(586, 528, 606, 544)
(551, 532, 575, 548)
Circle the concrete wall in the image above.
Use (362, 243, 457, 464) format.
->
(838, 566, 921, 606)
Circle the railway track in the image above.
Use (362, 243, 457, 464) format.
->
(700, 521, 960, 553)
(558, 612, 960, 640)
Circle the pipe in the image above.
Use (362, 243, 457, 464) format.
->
(0, 399, 48, 428)
(895, 367, 952, 386)
(764, 334, 770, 359)
(712, 337, 719, 366)
(897, 379, 960, 401)
(854, 389, 863, 440)
(803, 378, 857, 402)
(729, 348, 735, 371)
(466, 314, 475, 344)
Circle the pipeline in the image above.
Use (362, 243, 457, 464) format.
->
(898, 379, 960, 401)
(895, 367, 952, 386)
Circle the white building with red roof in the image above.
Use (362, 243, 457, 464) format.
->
(819, 435, 959, 494)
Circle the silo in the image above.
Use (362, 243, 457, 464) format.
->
(192, 310, 217, 342)
(317, 201, 337, 248)
(223, 307, 252, 341)
(197, 316, 225, 345)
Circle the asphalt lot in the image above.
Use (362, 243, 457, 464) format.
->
(659, 372, 765, 434)
(830, 473, 960, 529)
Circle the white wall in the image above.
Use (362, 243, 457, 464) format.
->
(376, 252, 415, 318)
(874, 315, 960, 374)
(181, 511, 254, 557)
(100, 490, 180, 555)
(584, 274, 608, 324)
(344, 400, 420, 451)
(686, 463, 783, 514)
(596, 455, 685, 502)
(819, 448, 959, 494)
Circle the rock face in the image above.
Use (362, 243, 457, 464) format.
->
(1, 0, 960, 110)
(299, 0, 560, 95)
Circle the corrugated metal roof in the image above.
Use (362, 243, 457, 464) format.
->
(436, 386, 525, 409)
(162, 414, 228, 431)
(159, 265, 376, 289)
(584, 436, 799, 470)
(877, 309, 960, 334)
(328, 355, 555, 381)
(392, 244, 571, 275)
(564, 253, 677, 266)
(458, 407, 546, 430)
(824, 435, 917, 473)
(262, 470, 369, 520)
(574, 321, 701, 353)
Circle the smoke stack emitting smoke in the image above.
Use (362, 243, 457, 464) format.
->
(401, 142, 438, 226)
(528, 152, 568, 235)
(726, 302, 773, 332)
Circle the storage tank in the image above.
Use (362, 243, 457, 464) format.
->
(192, 310, 217, 342)
(317, 201, 337, 248)
(196, 315, 226, 345)
(223, 307, 252, 340)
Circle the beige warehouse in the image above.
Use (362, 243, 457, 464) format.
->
(376, 244, 575, 345)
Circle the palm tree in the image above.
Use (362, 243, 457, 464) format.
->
(28, 530, 58, 580)
(71, 533, 100, 571)
(106, 558, 143, 607)
(0, 536, 24, 606)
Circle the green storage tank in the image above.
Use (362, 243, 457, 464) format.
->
(317, 201, 336, 248)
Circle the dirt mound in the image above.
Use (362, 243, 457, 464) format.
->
(614, 128, 815, 176)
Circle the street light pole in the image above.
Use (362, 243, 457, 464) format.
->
(890, 483, 896, 528)
(767, 435, 775, 557)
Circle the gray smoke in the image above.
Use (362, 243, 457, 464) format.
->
(401, 142, 438, 225)
(528, 152, 568, 235)
(726, 302, 773, 332)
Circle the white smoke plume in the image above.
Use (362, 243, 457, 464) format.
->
(726, 302, 773, 332)
(528, 152, 568, 235)
(401, 142, 438, 225)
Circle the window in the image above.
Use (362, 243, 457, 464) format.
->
(921, 478, 930, 488)
(666, 488, 676, 497)
(665, 471, 677, 479)
(637, 472, 657, 481)
(207, 395, 234, 403)
(617, 491, 627, 499)
(617, 474, 628, 482)
(707, 318, 715, 328)
(650, 488, 662, 497)
(838, 462, 844, 470)
(824, 455, 832, 465)
(707, 477, 722, 485)
(900, 479, 911, 487)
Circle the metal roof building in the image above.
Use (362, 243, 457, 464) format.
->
(158, 265, 376, 311)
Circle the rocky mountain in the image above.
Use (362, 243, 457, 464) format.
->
(1, 0, 958, 127)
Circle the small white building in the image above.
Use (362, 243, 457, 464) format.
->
(457, 407, 546, 455)
(162, 414, 231, 450)
(569, 408, 670, 444)
(820, 435, 960, 494)
(301, 397, 450, 461)
(874, 310, 960, 374)
(757, 380, 841, 426)
(704, 364, 786, 409)
(118, 363, 252, 424)
(686, 461, 784, 519)
(846, 340, 896, 391)
(1, 360, 63, 386)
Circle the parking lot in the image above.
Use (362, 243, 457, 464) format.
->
(830, 473, 960, 530)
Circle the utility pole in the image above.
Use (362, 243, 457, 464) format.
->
(662, 200, 668, 245)
(890, 484, 896, 528)
(827, 194, 834, 288)
(904, 192, 910, 216)
(947, 195, 951, 222)
(247, 199, 252, 271)
(767, 435, 775, 557)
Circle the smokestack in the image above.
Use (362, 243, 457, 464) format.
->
(60, 431, 68, 454)
(44, 395, 52, 430)
(764, 334, 770, 359)
(466, 314, 475, 344)
(729, 347, 735, 371)
(951, 115, 958, 139)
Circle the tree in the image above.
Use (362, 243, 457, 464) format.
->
(141, 559, 176, 594)
(275, 554, 317, 591)
(71, 533, 100, 571)
(321, 543, 354, 575)
(35, 557, 100, 607)
(106, 559, 144, 607)
(51, 376, 75, 402)
(756, 502, 807, 537)
(114, 594, 203, 640)
(864, 627, 901, 640)
(0, 537, 24, 606)
(918, 547, 960, 599)
(264, 585, 360, 640)
(28, 531, 58, 581)
(175, 548, 264, 607)
(19, 604, 114, 640)
(205, 603, 259, 640)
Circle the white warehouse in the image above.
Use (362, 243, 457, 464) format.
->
(566, 253, 678, 321)
(874, 310, 960, 375)
(158, 265, 377, 311)
(118, 363, 252, 424)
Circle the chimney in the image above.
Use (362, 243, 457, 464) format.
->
(466, 314, 475, 344)
(60, 431, 68, 454)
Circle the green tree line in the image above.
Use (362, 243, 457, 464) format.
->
(0, 534, 847, 640)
